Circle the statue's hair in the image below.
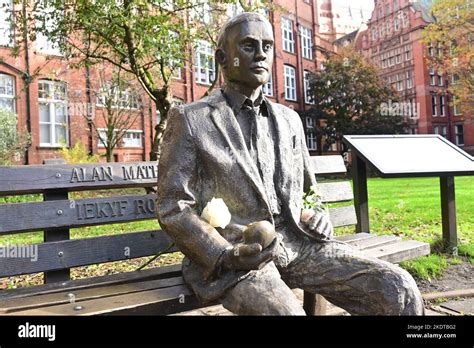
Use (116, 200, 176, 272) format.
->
(217, 12, 273, 51)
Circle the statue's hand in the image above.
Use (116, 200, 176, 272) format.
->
(300, 209, 334, 241)
(221, 238, 280, 271)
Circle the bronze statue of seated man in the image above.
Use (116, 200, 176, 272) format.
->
(157, 12, 424, 315)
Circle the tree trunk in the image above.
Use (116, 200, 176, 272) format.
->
(150, 85, 173, 161)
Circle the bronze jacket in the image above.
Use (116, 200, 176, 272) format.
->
(156, 89, 316, 302)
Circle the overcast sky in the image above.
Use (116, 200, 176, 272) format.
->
(333, 0, 375, 21)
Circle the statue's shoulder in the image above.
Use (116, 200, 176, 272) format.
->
(178, 90, 223, 117)
(267, 100, 301, 123)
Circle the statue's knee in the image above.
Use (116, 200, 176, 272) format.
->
(379, 268, 424, 315)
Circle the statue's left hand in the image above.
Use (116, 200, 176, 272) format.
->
(300, 209, 334, 241)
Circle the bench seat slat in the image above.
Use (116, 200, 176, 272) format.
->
(316, 182, 354, 203)
(0, 194, 158, 234)
(10, 285, 197, 316)
(0, 277, 185, 314)
(0, 230, 177, 278)
(344, 235, 401, 250)
(0, 264, 182, 300)
(362, 240, 430, 263)
(0, 162, 158, 196)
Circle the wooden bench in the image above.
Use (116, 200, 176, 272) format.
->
(0, 155, 430, 315)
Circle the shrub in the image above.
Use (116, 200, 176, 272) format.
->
(0, 109, 30, 165)
(59, 140, 100, 164)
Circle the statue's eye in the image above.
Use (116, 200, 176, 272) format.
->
(242, 43, 253, 51)
(264, 43, 273, 52)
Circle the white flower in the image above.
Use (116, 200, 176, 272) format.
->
(201, 197, 231, 229)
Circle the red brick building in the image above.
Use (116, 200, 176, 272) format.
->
(348, 0, 473, 154)
(0, 0, 356, 164)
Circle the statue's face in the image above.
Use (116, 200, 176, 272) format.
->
(222, 20, 274, 89)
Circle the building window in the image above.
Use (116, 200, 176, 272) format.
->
(262, 72, 273, 97)
(394, 0, 399, 11)
(306, 132, 317, 151)
(281, 17, 295, 53)
(195, 40, 215, 85)
(429, 68, 436, 86)
(433, 126, 448, 139)
(404, 45, 411, 60)
(396, 74, 403, 91)
(439, 95, 446, 116)
(428, 42, 434, 56)
(284, 65, 296, 101)
(96, 84, 140, 109)
(431, 95, 438, 116)
(300, 26, 313, 60)
(455, 124, 464, 146)
(438, 73, 443, 86)
(0, 0, 13, 47)
(386, 20, 391, 35)
(122, 130, 143, 148)
(453, 96, 461, 115)
(0, 73, 15, 112)
(303, 71, 314, 104)
(38, 80, 68, 147)
(35, 3, 62, 55)
(395, 48, 401, 64)
(406, 70, 413, 89)
(306, 117, 315, 129)
(394, 16, 400, 31)
(402, 12, 408, 27)
(98, 129, 143, 148)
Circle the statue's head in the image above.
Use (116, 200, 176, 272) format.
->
(216, 12, 274, 90)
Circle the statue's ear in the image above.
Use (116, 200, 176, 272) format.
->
(215, 48, 227, 68)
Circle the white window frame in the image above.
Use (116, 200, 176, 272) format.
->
(455, 124, 464, 146)
(306, 132, 317, 151)
(404, 44, 411, 60)
(453, 96, 462, 115)
(0, 0, 13, 47)
(438, 73, 443, 86)
(402, 12, 408, 27)
(396, 74, 403, 91)
(300, 26, 313, 60)
(0, 73, 15, 112)
(303, 71, 314, 104)
(281, 17, 295, 53)
(195, 40, 215, 85)
(96, 84, 140, 110)
(97, 128, 143, 148)
(35, 2, 62, 56)
(38, 80, 69, 147)
(121, 130, 143, 148)
(306, 116, 315, 129)
(428, 42, 434, 56)
(262, 72, 273, 97)
(406, 70, 413, 89)
(429, 68, 436, 86)
(394, 16, 400, 31)
(439, 95, 445, 116)
(284, 65, 296, 101)
(431, 95, 438, 116)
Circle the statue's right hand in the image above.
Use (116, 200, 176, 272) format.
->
(221, 238, 279, 271)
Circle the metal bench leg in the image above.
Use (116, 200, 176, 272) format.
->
(303, 291, 327, 315)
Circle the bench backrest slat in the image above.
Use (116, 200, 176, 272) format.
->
(0, 230, 175, 278)
(315, 182, 353, 203)
(0, 194, 157, 234)
(0, 162, 158, 196)
(311, 155, 347, 175)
